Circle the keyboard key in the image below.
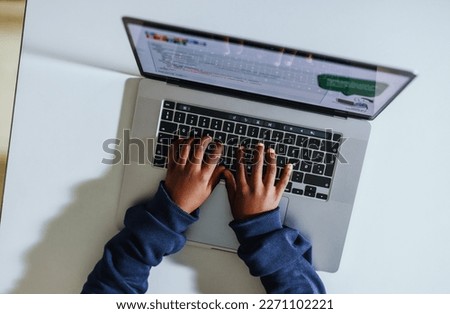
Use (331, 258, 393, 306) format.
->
(283, 133, 296, 145)
(311, 151, 324, 163)
(296, 135, 308, 147)
(300, 161, 312, 172)
(235, 124, 247, 135)
(259, 128, 272, 140)
(186, 114, 198, 126)
(301, 148, 312, 161)
(321, 140, 340, 153)
(285, 182, 292, 193)
(324, 153, 336, 165)
(324, 164, 335, 177)
(210, 119, 222, 130)
(198, 116, 210, 128)
(333, 133, 342, 142)
(163, 100, 175, 109)
(223, 121, 235, 133)
(157, 132, 174, 145)
(316, 193, 328, 200)
(247, 126, 260, 138)
(215, 132, 227, 143)
(277, 156, 287, 167)
(264, 120, 278, 129)
(178, 125, 190, 137)
(240, 137, 251, 149)
(225, 145, 238, 159)
(159, 121, 178, 134)
(304, 185, 316, 197)
(302, 128, 327, 139)
(308, 138, 321, 150)
(239, 116, 253, 124)
(202, 129, 215, 138)
(226, 134, 239, 146)
(254, 118, 264, 126)
(304, 174, 331, 188)
(264, 141, 276, 150)
(287, 158, 301, 167)
(272, 130, 284, 141)
(229, 114, 240, 122)
(292, 188, 304, 195)
(155, 144, 169, 157)
(153, 155, 167, 168)
(174, 111, 186, 123)
(287, 146, 300, 158)
(176, 103, 191, 112)
(312, 163, 325, 175)
(161, 109, 174, 121)
(292, 171, 304, 183)
(275, 143, 287, 155)
(190, 127, 202, 138)
(283, 125, 297, 133)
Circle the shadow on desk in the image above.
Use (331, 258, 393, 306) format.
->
(9, 78, 264, 293)
(10, 168, 126, 293)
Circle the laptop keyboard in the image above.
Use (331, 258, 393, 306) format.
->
(154, 100, 342, 201)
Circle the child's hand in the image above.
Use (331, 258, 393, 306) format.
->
(223, 143, 292, 220)
(164, 136, 224, 214)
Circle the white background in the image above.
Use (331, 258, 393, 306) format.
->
(1, 0, 450, 293)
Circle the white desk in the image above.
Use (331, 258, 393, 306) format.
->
(1, 0, 450, 293)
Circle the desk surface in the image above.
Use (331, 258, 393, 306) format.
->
(1, 0, 450, 293)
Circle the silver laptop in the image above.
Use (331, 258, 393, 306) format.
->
(115, 17, 415, 272)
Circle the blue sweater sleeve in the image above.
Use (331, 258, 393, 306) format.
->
(229, 209, 326, 294)
(81, 182, 198, 294)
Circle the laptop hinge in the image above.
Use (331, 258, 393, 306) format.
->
(333, 110, 349, 119)
(166, 78, 182, 86)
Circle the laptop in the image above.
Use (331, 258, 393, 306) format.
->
(115, 17, 415, 272)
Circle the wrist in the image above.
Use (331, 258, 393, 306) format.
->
(141, 182, 199, 233)
(229, 208, 282, 243)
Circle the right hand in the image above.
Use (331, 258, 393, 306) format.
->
(223, 143, 292, 220)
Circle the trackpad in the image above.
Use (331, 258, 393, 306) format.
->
(186, 183, 289, 251)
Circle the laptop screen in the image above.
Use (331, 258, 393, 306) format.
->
(123, 17, 415, 120)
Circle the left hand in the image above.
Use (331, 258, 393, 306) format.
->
(164, 136, 225, 213)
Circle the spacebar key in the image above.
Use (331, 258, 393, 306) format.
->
(159, 121, 178, 134)
(304, 174, 331, 188)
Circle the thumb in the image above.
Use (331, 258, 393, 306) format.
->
(209, 165, 226, 189)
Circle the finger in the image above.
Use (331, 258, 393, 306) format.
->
(264, 148, 277, 186)
(251, 143, 265, 185)
(168, 138, 182, 169)
(179, 137, 193, 166)
(275, 163, 293, 195)
(209, 164, 226, 189)
(236, 146, 248, 186)
(204, 141, 223, 169)
(192, 136, 212, 165)
(222, 168, 237, 204)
